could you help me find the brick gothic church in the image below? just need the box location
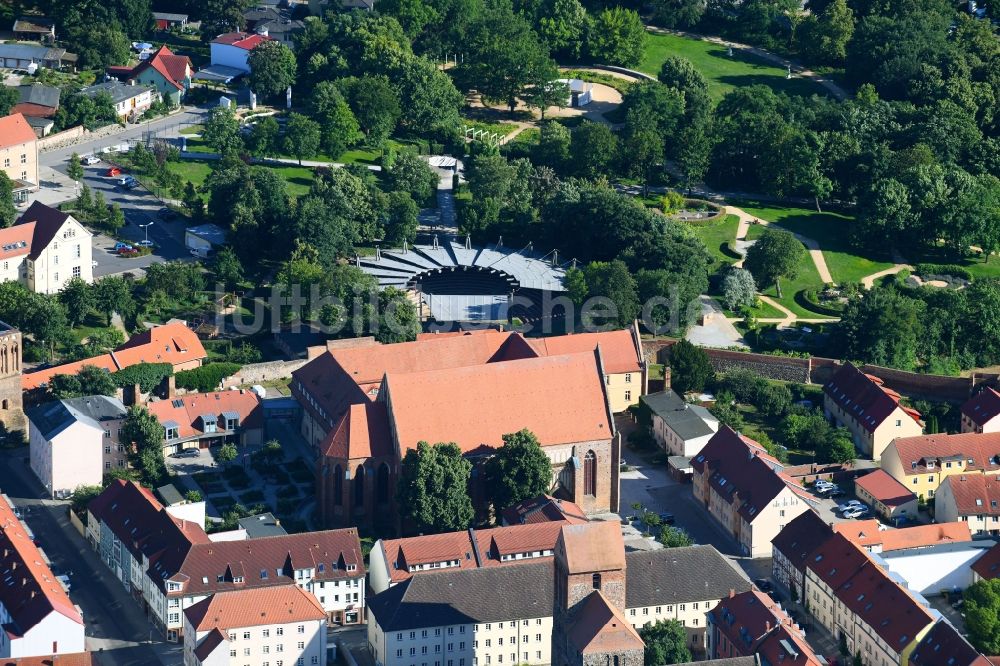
[293,330,642,530]
[552,522,644,666]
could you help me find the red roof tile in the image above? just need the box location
[0,113,37,149]
[321,402,392,460]
[23,323,207,390]
[0,495,83,634]
[890,432,1000,476]
[0,655,93,666]
[972,542,1000,580]
[145,390,262,441]
[558,522,624,574]
[211,32,272,50]
[855,469,916,507]
[692,427,796,522]
[909,619,991,666]
[566,591,643,654]
[384,352,612,455]
[834,519,972,551]
[771,511,835,575]
[527,328,642,375]
[130,45,191,91]
[962,387,1000,428]
[805,532,872,591]
[501,494,588,526]
[710,589,819,663]
[184,585,325,632]
[379,521,573,584]
[942,475,1000,516]
[0,222,33,260]
[837,557,934,652]
[824,362,922,433]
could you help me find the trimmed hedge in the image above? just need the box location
[175,362,242,392]
[914,263,973,281]
[798,289,846,317]
[112,362,173,392]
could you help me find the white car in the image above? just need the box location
[837,500,864,513]
[81,155,101,165]
[843,506,870,519]
[136,240,154,248]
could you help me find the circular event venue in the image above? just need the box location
[356,236,568,325]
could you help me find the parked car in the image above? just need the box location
[658,512,675,525]
[106,167,122,177]
[754,578,773,592]
[837,500,864,513]
[828,487,845,497]
[121,180,140,190]
[116,174,134,185]
[158,207,178,220]
[82,155,101,165]
[136,240,154,248]
[171,448,199,458]
[113,242,133,252]
[843,506,870,519]
[815,484,840,496]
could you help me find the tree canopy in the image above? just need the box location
[397,442,475,533]
[486,429,552,513]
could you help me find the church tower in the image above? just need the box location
[551,522,644,666]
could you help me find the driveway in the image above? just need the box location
[0,447,183,666]
[685,296,747,348]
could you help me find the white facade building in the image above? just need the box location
[0,494,86,659]
[27,395,127,498]
[183,586,328,666]
[210,32,272,73]
[0,202,93,295]
[641,391,719,458]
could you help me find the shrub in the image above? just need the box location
[914,263,973,281]
[112,362,173,392]
[175,362,242,392]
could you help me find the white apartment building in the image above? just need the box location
[27,395,127,497]
[183,586,327,666]
[367,546,750,666]
[0,201,93,295]
[0,494,86,659]
[641,390,719,458]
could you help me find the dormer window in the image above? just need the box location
[201,413,217,434]
[927,461,935,469]
[346,564,357,571]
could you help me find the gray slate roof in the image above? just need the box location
[624,546,751,607]
[26,395,127,440]
[0,44,66,62]
[369,562,553,630]
[80,80,155,105]
[369,545,751,631]
[239,512,289,538]
[641,391,718,441]
[17,83,59,109]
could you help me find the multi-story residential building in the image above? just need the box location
[23,322,207,391]
[935,474,1000,535]
[909,619,992,666]
[0,113,38,204]
[0,201,92,295]
[182,586,328,666]
[770,510,834,601]
[641,390,718,458]
[707,589,821,665]
[88,480,366,642]
[0,494,85,658]
[369,522,569,594]
[106,45,192,105]
[367,522,750,666]
[145,389,263,456]
[79,80,157,122]
[804,533,936,666]
[853,469,918,523]
[27,394,127,497]
[691,427,812,558]
[961,386,1000,434]
[823,363,923,460]
[880,432,1000,503]
[832,520,972,555]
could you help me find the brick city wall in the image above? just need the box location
[221,359,308,389]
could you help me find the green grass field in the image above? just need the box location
[638,33,829,103]
[688,214,740,271]
[167,160,314,197]
[737,202,894,285]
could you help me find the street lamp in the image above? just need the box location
[139,221,153,243]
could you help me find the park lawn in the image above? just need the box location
[904,244,1000,281]
[638,32,829,103]
[166,160,314,197]
[737,202,893,285]
[179,124,203,135]
[756,240,830,319]
[688,214,740,271]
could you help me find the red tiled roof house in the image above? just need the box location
[854,468,918,522]
[210,32,271,74]
[823,362,923,461]
[962,386,1000,434]
[935,474,1000,535]
[105,45,192,105]
[145,389,263,455]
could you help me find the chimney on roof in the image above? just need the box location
[729,588,735,598]
[765,621,771,632]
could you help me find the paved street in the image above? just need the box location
[33,108,210,278]
[0,447,182,665]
